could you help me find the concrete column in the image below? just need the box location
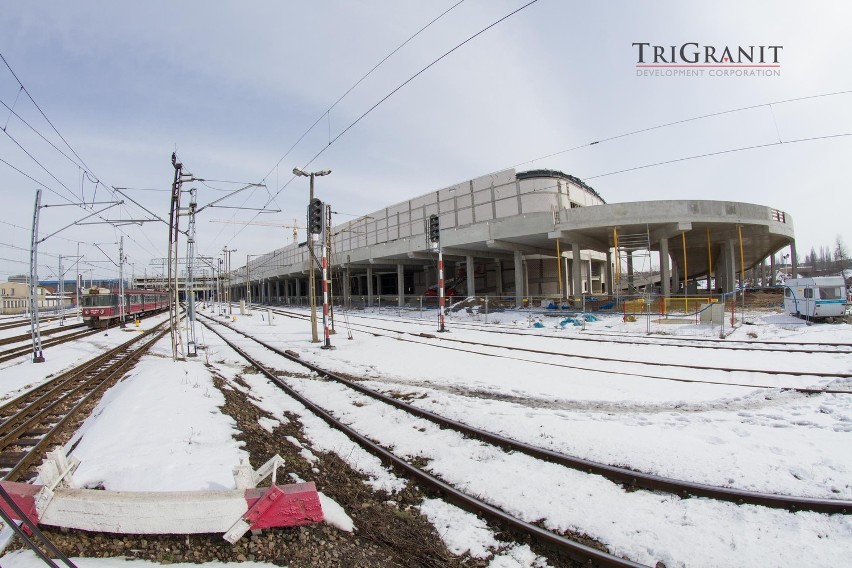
[466,255,475,297]
[626,253,634,294]
[495,260,503,296]
[660,238,670,298]
[572,243,582,299]
[344,263,351,307]
[605,250,613,295]
[397,263,404,307]
[367,266,374,307]
[564,257,571,297]
[769,255,776,285]
[759,261,765,288]
[514,250,524,308]
[671,261,679,294]
[588,258,593,293]
[790,241,798,278]
[727,240,737,292]
[295,278,301,302]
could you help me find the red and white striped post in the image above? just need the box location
[438,247,446,332]
[321,246,332,349]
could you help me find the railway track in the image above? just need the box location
[308,305,852,354]
[0,328,101,365]
[199,312,850,515]
[199,315,649,567]
[0,319,33,332]
[264,307,852,394]
[0,322,169,482]
[199,314,850,566]
[0,323,86,347]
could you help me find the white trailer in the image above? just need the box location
[783,277,847,319]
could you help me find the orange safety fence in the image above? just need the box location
[660,297,717,315]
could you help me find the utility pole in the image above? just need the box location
[321,203,333,349]
[75,242,81,320]
[29,189,44,363]
[30,195,119,361]
[218,258,224,314]
[326,205,335,334]
[58,255,65,324]
[293,167,331,343]
[308,182,318,343]
[185,188,197,357]
[167,152,185,360]
[223,246,237,315]
[118,236,126,327]
[246,254,252,308]
[429,214,445,332]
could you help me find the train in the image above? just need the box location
[80,287,169,328]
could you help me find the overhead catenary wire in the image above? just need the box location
[584,132,852,180]
[205,0,473,261]
[0,52,108,197]
[297,0,541,175]
[0,50,164,265]
[259,0,469,187]
[507,88,852,170]
[212,0,542,263]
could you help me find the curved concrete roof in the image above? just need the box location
[549,199,794,275]
[239,170,794,285]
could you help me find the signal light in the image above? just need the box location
[429,214,440,243]
[308,198,324,234]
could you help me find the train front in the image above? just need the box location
[80,287,116,328]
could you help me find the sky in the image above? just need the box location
[1,0,851,283]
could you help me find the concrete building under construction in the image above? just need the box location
[227,169,796,307]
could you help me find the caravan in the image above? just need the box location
[783,277,848,320]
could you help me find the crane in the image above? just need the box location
[210,219,304,243]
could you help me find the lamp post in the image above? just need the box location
[218,258,224,314]
[293,167,331,343]
[246,254,259,312]
[223,247,237,315]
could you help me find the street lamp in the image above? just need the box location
[246,254,260,311]
[293,167,331,343]
[223,247,237,315]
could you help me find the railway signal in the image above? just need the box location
[429,214,440,243]
[293,167,332,344]
[428,214,446,332]
[308,198,324,235]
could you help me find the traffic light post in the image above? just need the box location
[307,196,324,343]
[320,205,333,350]
[429,214,446,333]
[308,198,333,349]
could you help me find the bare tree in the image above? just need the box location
[834,235,848,262]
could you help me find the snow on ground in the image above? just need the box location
[0,314,170,402]
[66,336,247,492]
[231,307,852,500]
[0,304,850,567]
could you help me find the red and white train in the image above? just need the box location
[80,287,169,328]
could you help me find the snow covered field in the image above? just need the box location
[0,306,850,567]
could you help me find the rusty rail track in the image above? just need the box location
[0,323,169,481]
[0,323,86,348]
[199,315,646,568]
[201,312,851,516]
[293,305,852,354]
[265,307,852,394]
[0,329,99,364]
